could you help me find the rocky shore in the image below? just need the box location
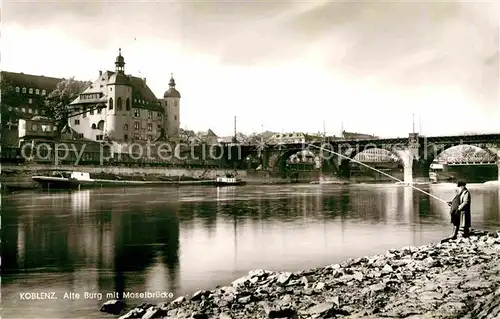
[100,229,500,319]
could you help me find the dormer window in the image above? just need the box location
[22,87,26,93]
[29,88,33,94]
[35,89,40,95]
[41,90,46,96]
[15,87,20,93]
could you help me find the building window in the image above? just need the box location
[147,123,152,131]
[174,100,177,107]
[90,107,94,115]
[22,108,26,113]
[31,123,38,131]
[117,97,122,110]
[134,109,139,117]
[53,126,57,131]
[96,135,104,141]
[97,106,102,114]
[29,88,33,94]
[41,89,46,96]
[91,123,97,129]
[34,109,38,114]
[97,120,105,130]
[109,98,114,110]
[28,108,33,114]
[157,112,162,118]
[157,124,162,129]
[126,98,130,110]
[74,119,80,125]
[22,87,26,93]
[124,124,128,130]
[174,115,177,121]
[166,101,168,107]
[28,98,33,104]
[147,111,152,119]
[82,106,87,118]
[124,134,128,140]
[35,89,40,95]
[147,135,152,140]
[15,87,20,93]
[133,133,140,139]
[134,122,140,130]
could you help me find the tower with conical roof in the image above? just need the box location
[106,48,132,141]
[161,73,181,139]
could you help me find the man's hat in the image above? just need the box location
[457,180,466,187]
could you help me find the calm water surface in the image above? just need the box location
[2,183,500,318]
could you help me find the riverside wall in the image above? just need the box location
[0,163,405,188]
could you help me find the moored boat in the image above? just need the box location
[214,174,246,186]
[32,170,213,190]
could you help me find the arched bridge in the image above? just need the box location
[228,133,500,183]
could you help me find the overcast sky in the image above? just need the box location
[3,0,499,137]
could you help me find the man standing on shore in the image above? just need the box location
[445,181,471,240]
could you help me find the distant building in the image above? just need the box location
[67,49,181,143]
[267,132,308,144]
[341,130,378,140]
[18,116,58,144]
[1,71,63,146]
[198,129,218,145]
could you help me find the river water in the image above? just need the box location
[2,183,500,318]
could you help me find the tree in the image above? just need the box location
[44,77,91,136]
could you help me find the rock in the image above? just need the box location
[381,264,393,274]
[172,296,186,304]
[110,229,500,319]
[353,271,363,281]
[191,290,210,301]
[118,308,144,319]
[100,299,126,315]
[305,302,335,316]
[219,312,233,319]
[277,272,293,285]
[260,301,297,318]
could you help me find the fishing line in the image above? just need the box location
[307,144,449,205]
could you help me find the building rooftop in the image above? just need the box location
[1,71,63,91]
[70,70,162,112]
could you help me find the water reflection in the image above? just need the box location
[2,184,500,319]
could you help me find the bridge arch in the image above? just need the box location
[274,147,341,173]
[338,146,406,178]
[424,144,498,165]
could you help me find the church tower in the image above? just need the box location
[161,73,181,139]
[105,48,132,141]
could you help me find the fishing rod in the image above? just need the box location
[308,144,449,205]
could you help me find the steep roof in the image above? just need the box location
[1,71,63,91]
[70,70,162,112]
[206,129,218,137]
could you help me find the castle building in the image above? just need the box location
[68,49,181,143]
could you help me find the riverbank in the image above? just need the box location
[0,165,339,190]
[101,229,500,319]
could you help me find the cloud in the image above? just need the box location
[2,0,498,135]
